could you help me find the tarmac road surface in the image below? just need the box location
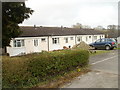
[62,50,119,88]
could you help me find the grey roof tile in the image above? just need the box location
[19,26,104,37]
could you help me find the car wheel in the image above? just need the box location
[105,46,110,50]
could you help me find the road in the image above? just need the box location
[62,50,119,88]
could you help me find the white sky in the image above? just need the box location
[19,0,119,28]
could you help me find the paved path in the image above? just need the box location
[62,50,118,88]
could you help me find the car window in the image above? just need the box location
[111,38,116,42]
[96,39,101,42]
[108,39,112,42]
[101,39,105,42]
[107,39,114,42]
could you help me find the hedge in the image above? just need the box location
[2,49,89,88]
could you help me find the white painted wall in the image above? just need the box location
[117,37,120,44]
[48,35,76,51]
[7,38,26,56]
[40,37,48,51]
[7,34,105,56]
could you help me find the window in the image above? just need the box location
[13,39,25,47]
[70,37,73,40]
[52,38,59,44]
[100,36,101,39]
[89,36,91,38]
[41,38,46,42]
[34,39,38,46]
[94,36,97,40]
[77,37,80,42]
[64,38,68,43]
[77,37,82,42]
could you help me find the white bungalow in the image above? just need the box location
[7,26,105,56]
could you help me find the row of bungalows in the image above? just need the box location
[7,26,105,56]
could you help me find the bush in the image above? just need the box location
[2,49,89,88]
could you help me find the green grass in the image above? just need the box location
[115,47,120,49]
[72,48,112,56]
[90,50,112,56]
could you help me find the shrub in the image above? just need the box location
[2,49,89,88]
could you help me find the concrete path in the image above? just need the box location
[62,50,118,88]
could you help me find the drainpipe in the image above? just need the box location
[48,36,49,51]
[75,35,77,45]
[92,35,94,43]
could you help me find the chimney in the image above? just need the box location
[34,25,36,28]
[61,25,63,30]
[34,25,37,30]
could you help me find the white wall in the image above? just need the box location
[49,35,76,51]
[7,37,48,56]
[7,34,105,56]
[7,47,26,56]
[7,39,26,56]
[39,37,48,51]
[117,37,120,44]
[92,34,105,42]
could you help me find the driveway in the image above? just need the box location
[62,50,118,88]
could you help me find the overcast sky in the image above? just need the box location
[19,0,119,28]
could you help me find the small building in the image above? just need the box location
[7,26,105,56]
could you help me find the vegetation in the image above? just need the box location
[90,50,112,56]
[72,23,82,29]
[3,49,89,88]
[2,2,33,48]
[72,23,91,29]
[35,66,90,88]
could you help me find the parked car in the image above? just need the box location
[89,38,117,50]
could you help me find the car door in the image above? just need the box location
[99,39,106,48]
[93,39,101,48]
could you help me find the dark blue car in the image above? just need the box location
[89,38,117,50]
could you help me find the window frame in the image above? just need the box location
[64,37,68,43]
[34,39,38,46]
[41,38,46,42]
[94,36,97,40]
[52,38,59,44]
[77,36,82,42]
[13,39,25,47]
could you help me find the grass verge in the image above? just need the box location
[90,50,112,56]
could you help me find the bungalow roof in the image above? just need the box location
[19,26,104,37]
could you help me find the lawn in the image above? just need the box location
[90,49,112,56]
